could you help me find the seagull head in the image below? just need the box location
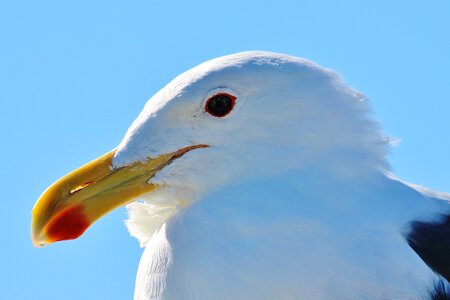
[31,51,388,247]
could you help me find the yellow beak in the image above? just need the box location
[31,144,207,247]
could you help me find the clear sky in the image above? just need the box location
[1,1,449,299]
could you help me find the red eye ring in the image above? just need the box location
[205,93,236,118]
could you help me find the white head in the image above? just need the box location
[31,51,389,247]
[115,51,387,199]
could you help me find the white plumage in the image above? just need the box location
[110,52,450,299]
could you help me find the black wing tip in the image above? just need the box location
[428,278,450,300]
[407,214,450,282]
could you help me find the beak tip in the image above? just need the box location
[31,226,50,248]
[32,241,48,248]
[31,205,90,246]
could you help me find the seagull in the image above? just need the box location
[31,51,450,299]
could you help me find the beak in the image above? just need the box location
[31,144,207,247]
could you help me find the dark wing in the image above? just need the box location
[407,214,450,282]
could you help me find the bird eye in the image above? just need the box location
[205,93,236,117]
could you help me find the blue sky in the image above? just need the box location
[1,1,449,299]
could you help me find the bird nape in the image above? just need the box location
[31,51,450,300]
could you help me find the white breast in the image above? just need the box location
[134,224,173,300]
[134,173,440,300]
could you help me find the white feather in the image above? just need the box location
[110,51,449,299]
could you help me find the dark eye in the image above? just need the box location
[205,93,236,117]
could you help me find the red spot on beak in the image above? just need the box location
[46,206,90,242]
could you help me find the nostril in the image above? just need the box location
[70,181,93,194]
